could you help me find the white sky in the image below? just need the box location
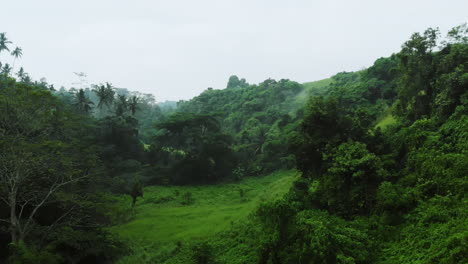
[1,0,467,100]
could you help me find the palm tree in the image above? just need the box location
[0,33,12,61]
[10,47,22,71]
[74,89,94,114]
[92,82,115,109]
[92,84,106,109]
[1,63,12,76]
[115,94,128,116]
[128,96,139,115]
[16,67,26,81]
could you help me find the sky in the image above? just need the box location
[1,0,467,101]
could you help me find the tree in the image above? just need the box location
[115,94,128,116]
[129,175,143,208]
[1,63,12,76]
[0,32,12,60]
[151,113,236,184]
[93,82,115,109]
[128,95,139,115]
[445,23,468,44]
[315,141,385,217]
[10,46,22,71]
[291,96,366,177]
[16,67,27,82]
[0,85,92,244]
[226,75,249,89]
[73,88,94,114]
[395,28,440,121]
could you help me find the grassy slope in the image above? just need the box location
[302,78,333,91]
[113,170,298,262]
[295,78,333,106]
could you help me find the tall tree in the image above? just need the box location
[1,63,12,76]
[73,88,94,114]
[128,95,139,115]
[93,82,115,109]
[0,85,92,244]
[395,28,440,121]
[16,67,26,81]
[115,94,128,116]
[10,46,22,71]
[0,32,12,61]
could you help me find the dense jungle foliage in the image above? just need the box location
[0,24,466,263]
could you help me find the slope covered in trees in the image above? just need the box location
[173,24,466,264]
[0,23,467,263]
[135,24,467,264]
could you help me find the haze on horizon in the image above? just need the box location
[1,0,467,101]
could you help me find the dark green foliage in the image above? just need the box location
[180,25,465,264]
[292,96,367,176]
[285,210,372,264]
[190,241,215,264]
[0,79,128,263]
[265,24,468,264]
[177,78,305,175]
[380,195,467,264]
[226,75,249,89]
[149,112,236,184]
[130,175,144,207]
[73,89,94,114]
[8,242,62,264]
[312,141,386,217]
[394,26,468,123]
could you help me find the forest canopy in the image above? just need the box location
[0,23,467,263]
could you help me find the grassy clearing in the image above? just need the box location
[295,78,333,106]
[302,78,333,91]
[112,170,298,262]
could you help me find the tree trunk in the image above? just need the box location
[12,58,16,73]
[9,191,20,244]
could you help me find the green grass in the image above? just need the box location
[375,114,397,130]
[112,170,298,262]
[295,78,333,106]
[302,78,333,91]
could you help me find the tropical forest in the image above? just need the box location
[0,11,467,264]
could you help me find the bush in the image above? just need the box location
[8,243,62,264]
[190,241,214,264]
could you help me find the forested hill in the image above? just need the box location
[171,56,397,178]
[162,25,467,263]
[0,24,467,263]
[175,77,307,176]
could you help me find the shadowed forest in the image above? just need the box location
[0,24,467,263]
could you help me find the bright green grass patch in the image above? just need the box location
[302,78,333,91]
[375,114,397,130]
[113,170,298,262]
[295,78,333,106]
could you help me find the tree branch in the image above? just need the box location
[22,174,89,235]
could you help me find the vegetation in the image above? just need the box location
[0,23,466,263]
[114,170,297,263]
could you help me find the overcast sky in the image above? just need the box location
[1,0,467,101]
